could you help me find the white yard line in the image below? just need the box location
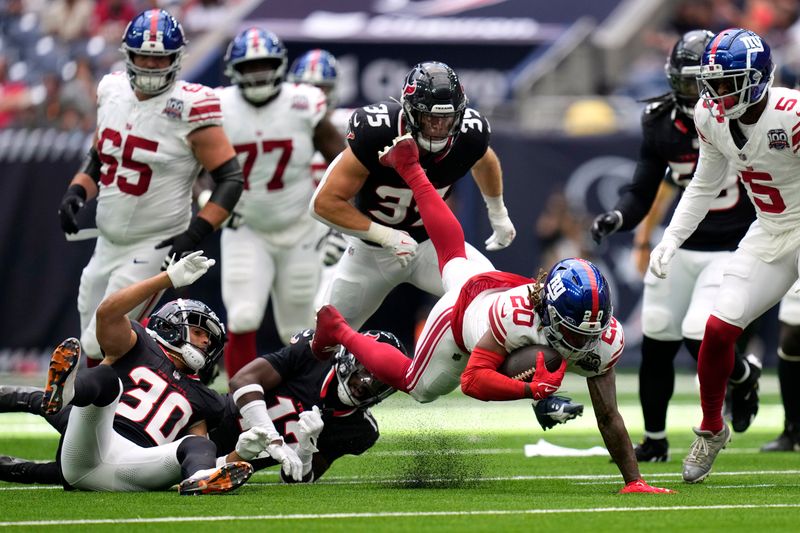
[2,504,800,527]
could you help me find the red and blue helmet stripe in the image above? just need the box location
[288,49,338,87]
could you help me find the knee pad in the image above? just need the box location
[227,304,265,333]
[642,307,678,340]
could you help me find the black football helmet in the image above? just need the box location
[147,299,226,373]
[666,29,715,116]
[400,61,467,153]
[334,330,408,408]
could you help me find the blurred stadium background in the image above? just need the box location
[0,0,794,376]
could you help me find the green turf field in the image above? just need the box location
[2,372,800,531]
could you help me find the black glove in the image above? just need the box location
[533,395,584,431]
[590,210,623,244]
[156,217,214,269]
[58,184,87,234]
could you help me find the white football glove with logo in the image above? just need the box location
[235,426,271,461]
[485,208,516,251]
[166,250,215,288]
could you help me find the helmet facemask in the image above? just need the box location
[123,49,183,96]
[543,304,606,361]
[667,66,701,116]
[148,300,226,373]
[699,64,773,120]
[227,57,286,104]
[334,349,395,408]
[405,105,464,153]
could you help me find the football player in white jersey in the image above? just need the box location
[649,28,800,482]
[311,133,673,494]
[56,9,244,362]
[286,49,352,308]
[213,29,345,377]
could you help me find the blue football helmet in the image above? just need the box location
[148,299,226,373]
[224,27,287,103]
[334,330,408,408]
[288,49,339,105]
[120,9,186,96]
[698,28,774,120]
[540,258,612,360]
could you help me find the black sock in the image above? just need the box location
[779,357,800,424]
[639,336,682,434]
[71,365,120,407]
[177,436,217,479]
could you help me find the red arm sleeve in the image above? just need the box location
[460,346,528,401]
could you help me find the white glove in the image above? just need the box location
[648,237,679,279]
[297,406,325,453]
[382,229,418,268]
[234,426,270,461]
[166,250,215,288]
[267,437,304,482]
[323,230,348,266]
[485,208,516,251]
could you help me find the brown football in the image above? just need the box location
[497,344,563,382]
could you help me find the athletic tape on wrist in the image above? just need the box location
[232,383,264,404]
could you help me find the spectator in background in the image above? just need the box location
[0,54,32,128]
[183,0,225,35]
[42,0,95,43]
[92,0,136,42]
[59,57,97,131]
[535,189,591,270]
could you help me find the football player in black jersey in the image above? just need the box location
[16,252,266,493]
[589,30,761,462]
[224,328,407,482]
[1,328,401,485]
[310,61,516,330]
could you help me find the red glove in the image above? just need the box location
[530,351,567,400]
[378,133,421,175]
[619,479,676,494]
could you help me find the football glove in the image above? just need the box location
[323,229,348,266]
[58,185,86,234]
[297,405,324,453]
[649,236,679,279]
[532,395,584,431]
[619,478,676,494]
[166,250,215,288]
[235,426,270,461]
[156,217,214,270]
[266,437,304,482]
[485,208,516,251]
[530,351,567,400]
[590,210,623,244]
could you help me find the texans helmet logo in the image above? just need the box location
[403,81,417,96]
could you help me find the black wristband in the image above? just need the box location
[208,157,244,212]
[65,184,87,202]
[186,216,214,242]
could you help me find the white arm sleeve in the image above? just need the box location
[662,137,729,246]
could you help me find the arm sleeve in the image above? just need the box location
[615,133,668,231]
[460,346,528,401]
[662,125,728,246]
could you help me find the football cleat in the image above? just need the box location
[178,461,253,495]
[532,395,584,431]
[760,422,800,452]
[635,437,669,463]
[0,385,44,414]
[730,354,761,433]
[312,305,349,360]
[41,338,81,415]
[682,424,731,483]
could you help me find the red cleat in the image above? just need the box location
[312,305,351,360]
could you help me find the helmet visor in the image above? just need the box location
[419,112,457,141]
[347,369,391,404]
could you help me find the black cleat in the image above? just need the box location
[761,422,800,452]
[0,386,44,414]
[635,437,669,463]
[730,354,761,433]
